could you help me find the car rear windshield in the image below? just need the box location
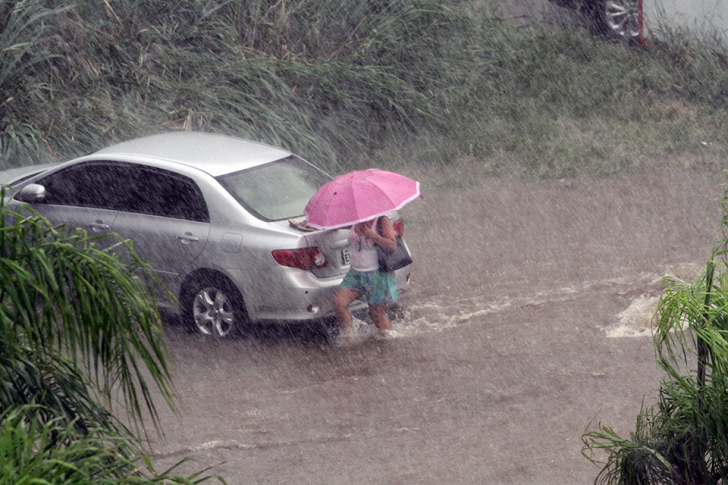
[217,156,331,221]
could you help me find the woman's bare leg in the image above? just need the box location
[334,288,361,334]
[369,303,391,336]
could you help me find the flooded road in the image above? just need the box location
[150,167,725,484]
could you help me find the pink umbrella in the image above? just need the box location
[304,169,420,230]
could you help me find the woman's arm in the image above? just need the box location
[364,217,397,252]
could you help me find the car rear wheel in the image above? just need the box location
[182,275,247,337]
[588,0,640,41]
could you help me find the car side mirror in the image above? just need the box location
[16,183,46,203]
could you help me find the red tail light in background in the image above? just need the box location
[393,218,405,236]
[272,247,328,270]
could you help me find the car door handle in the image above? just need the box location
[177,233,200,244]
[88,221,110,232]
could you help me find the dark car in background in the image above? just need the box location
[548,0,640,40]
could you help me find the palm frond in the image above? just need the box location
[0,188,175,440]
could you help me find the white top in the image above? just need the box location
[347,221,380,272]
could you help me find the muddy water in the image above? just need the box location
[150,167,725,484]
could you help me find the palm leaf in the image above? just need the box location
[0,188,175,440]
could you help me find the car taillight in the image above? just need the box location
[393,218,405,236]
[272,247,328,270]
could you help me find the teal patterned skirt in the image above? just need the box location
[340,268,397,306]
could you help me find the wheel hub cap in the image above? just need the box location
[605,0,640,38]
[193,287,234,337]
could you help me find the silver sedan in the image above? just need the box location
[1,132,412,337]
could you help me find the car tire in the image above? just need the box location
[319,316,341,341]
[586,0,640,41]
[181,274,247,338]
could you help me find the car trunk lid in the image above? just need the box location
[303,227,351,278]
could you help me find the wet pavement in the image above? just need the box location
[150,167,726,484]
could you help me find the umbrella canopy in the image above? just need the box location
[304,169,420,230]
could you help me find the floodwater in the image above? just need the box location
[149,167,725,484]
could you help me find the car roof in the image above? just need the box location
[92,132,294,177]
[0,163,60,185]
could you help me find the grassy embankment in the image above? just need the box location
[1,0,727,178]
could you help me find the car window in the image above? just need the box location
[125,167,209,222]
[37,162,209,223]
[217,156,331,221]
[38,163,130,209]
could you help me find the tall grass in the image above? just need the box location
[1,0,727,177]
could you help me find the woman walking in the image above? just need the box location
[333,216,397,343]
[302,168,420,343]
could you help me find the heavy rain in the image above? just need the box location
[2,0,728,484]
[145,167,723,484]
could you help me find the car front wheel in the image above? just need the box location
[589,0,640,40]
[182,275,247,337]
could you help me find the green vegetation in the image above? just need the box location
[1,0,727,177]
[0,191,172,436]
[3,2,728,481]
[0,194,223,483]
[582,176,728,484]
[0,406,216,484]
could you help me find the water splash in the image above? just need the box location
[388,263,701,339]
[608,294,660,338]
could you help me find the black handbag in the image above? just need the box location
[375,217,412,273]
